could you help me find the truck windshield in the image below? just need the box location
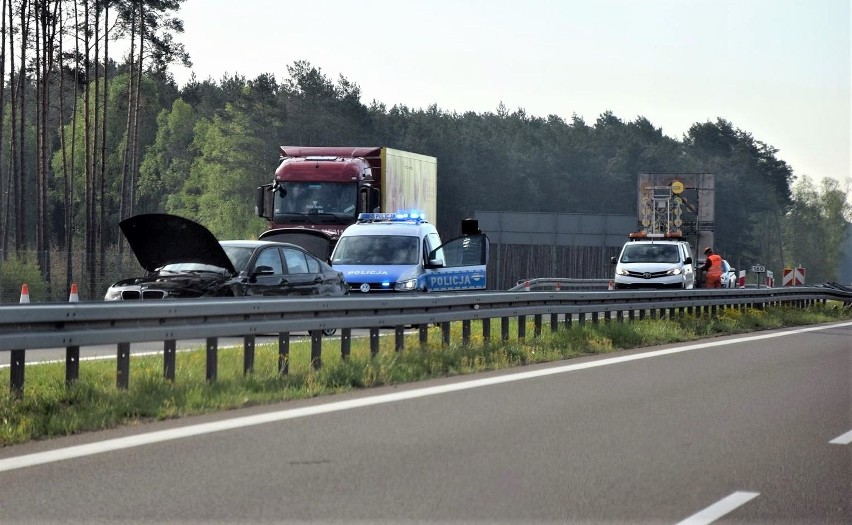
[332,236,420,265]
[274,182,357,219]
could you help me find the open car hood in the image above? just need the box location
[119,213,236,274]
[258,227,336,260]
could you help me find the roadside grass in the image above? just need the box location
[1,303,849,446]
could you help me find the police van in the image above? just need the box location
[330,212,488,293]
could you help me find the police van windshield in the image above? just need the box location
[620,243,680,263]
[332,235,420,265]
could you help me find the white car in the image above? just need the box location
[721,259,738,288]
[610,238,696,290]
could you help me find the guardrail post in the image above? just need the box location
[243,335,255,375]
[518,315,526,340]
[310,330,322,369]
[66,345,79,386]
[395,326,406,352]
[163,340,176,382]
[117,342,130,389]
[341,328,352,360]
[604,311,611,324]
[278,332,289,375]
[10,349,24,398]
[579,312,586,325]
[629,309,635,321]
[419,325,428,345]
[533,315,541,338]
[370,328,380,357]
[565,312,572,328]
[205,338,217,383]
[462,320,471,346]
[482,318,491,342]
[501,317,509,342]
[592,312,599,324]
[441,322,451,346]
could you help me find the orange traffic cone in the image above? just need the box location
[68,283,79,302]
[19,283,30,303]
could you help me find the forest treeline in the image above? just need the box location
[0,0,849,301]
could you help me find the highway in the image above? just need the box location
[0,323,849,524]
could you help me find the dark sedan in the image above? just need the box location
[104,214,347,300]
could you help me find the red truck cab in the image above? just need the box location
[255,147,383,240]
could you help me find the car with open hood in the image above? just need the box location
[104,213,347,300]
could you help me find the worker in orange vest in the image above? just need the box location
[702,247,723,288]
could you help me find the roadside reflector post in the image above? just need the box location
[205,337,217,383]
[11,284,29,397]
[370,328,380,357]
[310,330,322,369]
[163,340,176,382]
[117,342,131,389]
[243,335,255,375]
[341,328,352,360]
[395,326,406,352]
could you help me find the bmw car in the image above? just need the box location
[104,213,348,300]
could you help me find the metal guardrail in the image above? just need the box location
[1,286,850,395]
[509,278,612,291]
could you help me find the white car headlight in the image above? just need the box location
[666,268,683,276]
[104,287,122,301]
[616,268,630,276]
[394,278,418,291]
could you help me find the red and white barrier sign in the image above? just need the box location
[782,266,806,286]
[737,270,746,288]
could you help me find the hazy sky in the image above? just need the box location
[170,0,850,190]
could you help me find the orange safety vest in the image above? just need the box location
[706,253,722,278]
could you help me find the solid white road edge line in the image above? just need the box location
[675,491,760,525]
[829,430,852,445]
[1,321,850,473]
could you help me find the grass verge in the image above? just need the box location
[2,303,850,446]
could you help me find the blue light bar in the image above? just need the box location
[357,210,427,223]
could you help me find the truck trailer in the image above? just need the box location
[255,146,438,244]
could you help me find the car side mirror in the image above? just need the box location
[426,257,445,269]
[684,256,693,265]
[610,256,617,264]
[252,265,275,276]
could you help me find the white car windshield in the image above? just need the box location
[620,244,680,263]
[332,235,420,265]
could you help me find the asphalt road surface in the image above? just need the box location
[1,322,849,524]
